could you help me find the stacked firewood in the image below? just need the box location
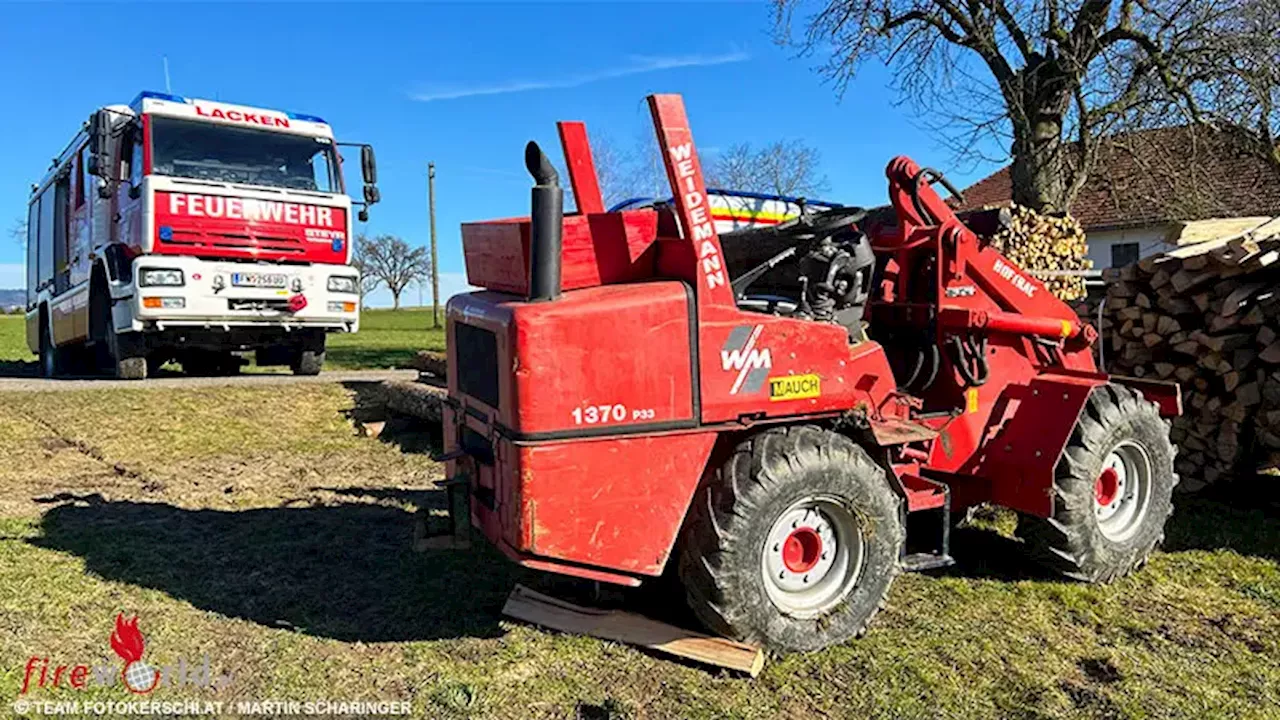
[989,204,1093,302]
[1098,221,1280,491]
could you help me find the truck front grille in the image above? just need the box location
[454,323,500,409]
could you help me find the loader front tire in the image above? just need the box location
[678,425,904,652]
[1020,384,1177,583]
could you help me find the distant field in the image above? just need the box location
[0,308,445,374]
[325,307,446,370]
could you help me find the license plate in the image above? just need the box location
[232,272,288,288]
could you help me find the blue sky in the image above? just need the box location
[0,1,1004,307]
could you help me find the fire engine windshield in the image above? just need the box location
[150,117,341,193]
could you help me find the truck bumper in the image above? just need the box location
[128,256,360,333]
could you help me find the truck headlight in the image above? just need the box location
[327,276,358,294]
[139,268,184,287]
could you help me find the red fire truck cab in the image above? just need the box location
[24,91,379,379]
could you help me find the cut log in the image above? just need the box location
[1156,316,1181,335]
[1258,326,1278,347]
[1224,370,1241,393]
[1222,283,1265,317]
[1261,341,1280,365]
[382,380,446,422]
[1238,382,1262,407]
[501,584,766,677]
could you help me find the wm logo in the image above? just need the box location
[721,325,771,395]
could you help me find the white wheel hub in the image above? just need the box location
[1093,439,1153,542]
[761,496,864,618]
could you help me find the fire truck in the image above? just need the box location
[24,91,379,379]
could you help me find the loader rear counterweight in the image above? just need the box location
[440,93,1182,652]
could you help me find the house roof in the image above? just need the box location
[958,126,1280,229]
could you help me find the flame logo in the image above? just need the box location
[110,614,145,662]
[109,614,158,694]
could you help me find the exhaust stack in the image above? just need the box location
[525,141,563,302]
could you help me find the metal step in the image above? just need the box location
[901,552,956,572]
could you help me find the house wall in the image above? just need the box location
[1084,224,1177,269]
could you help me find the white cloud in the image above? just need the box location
[0,264,23,289]
[410,51,750,102]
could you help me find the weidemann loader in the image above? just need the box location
[437,95,1180,651]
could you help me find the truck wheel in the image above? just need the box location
[39,318,61,378]
[182,351,239,377]
[291,350,325,376]
[1019,384,1177,583]
[107,331,147,380]
[678,425,904,652]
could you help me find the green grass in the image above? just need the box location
[325,307,446,370]
[0,309,445,373]
[0,314,31,364]
[1,385,1277,718]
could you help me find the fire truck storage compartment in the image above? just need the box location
[460,209,659,295]
[447,281,695,437]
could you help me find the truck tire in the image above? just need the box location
[1019,384,1177,583]
[107,330,147,380]
[39,316,62,378]
[182,351,239,377]
[677,425,904,652]
[291,350,325,376]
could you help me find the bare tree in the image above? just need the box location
[590,129,827,205]
[774,0,1242,212]
[707,140,829,197]
[9,217,25,248]
[589,134,636,209]
[358,235,431,310]
[350,234,384,303]
[1183,0,1280,173]
[587,131,669,209]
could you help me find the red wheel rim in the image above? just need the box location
[1095,467,1120,507]
[781,527,823,573]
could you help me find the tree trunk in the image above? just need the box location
[1005,58,1072,213]
[1010,122,1067,212]
[392,292,401,310]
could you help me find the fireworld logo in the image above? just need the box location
[20,614,233,695]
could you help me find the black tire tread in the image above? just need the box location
[292,350,325,376]
[678,425,904,651]
[1020,384,1177,583]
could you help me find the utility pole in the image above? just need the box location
[428,162,440,328]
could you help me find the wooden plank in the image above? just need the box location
[502,584,766,677]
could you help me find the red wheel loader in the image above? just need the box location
[439,95,1181,652]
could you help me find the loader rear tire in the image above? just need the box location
[677,425,904,652]
[1019,384,1177,583]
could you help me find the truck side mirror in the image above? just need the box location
[363,185,381,205]
[360,145,377,185]
[87,110,113,178]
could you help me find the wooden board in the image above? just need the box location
[502,584,766,677]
